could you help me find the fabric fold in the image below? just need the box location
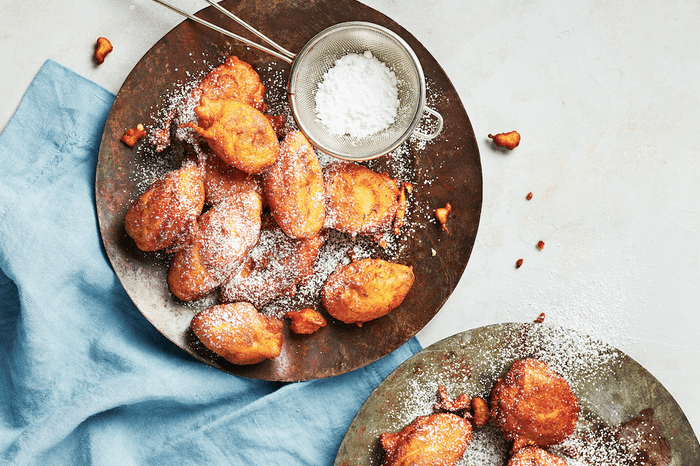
[0,59,421,466]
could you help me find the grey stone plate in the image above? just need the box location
[335,323,699,465]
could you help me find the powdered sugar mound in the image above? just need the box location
[315,51,399,138]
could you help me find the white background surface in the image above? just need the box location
[2,0,699,446]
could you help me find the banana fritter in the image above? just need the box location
[219,215,326,308]
[195,55,267,113]
[167,191,262,301]
[124,161,205,252]
[191,302,283,365]
[321,258,414,326]
[379,413,473,466]
[323,161,408,243]
[262,131,325,239]
[490,359,579,453]
[202,152,265,207]
[187,97,279,175]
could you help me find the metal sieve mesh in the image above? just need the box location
[288,22,428,161]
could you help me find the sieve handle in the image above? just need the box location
[150,0,295,64]
[411,107,443,140]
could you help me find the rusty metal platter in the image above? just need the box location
[95,0,482,381]
[335,323,700,465]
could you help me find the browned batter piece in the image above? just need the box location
[167,191,263,301]
[323,161,408,243]
[262,130,325,239]
[202,152,265,207]
[507,446,568,466]
[195,55,268,113]
[490,359,579,453]
[167,235,219,302]
[219,215,326,309]
[191,302,283,365]
[284,308,327,335]
[154,55,268,152]
[379,413,473,466]
[321,258,414,327]
[124,161,205,252]
[187,97,279,175]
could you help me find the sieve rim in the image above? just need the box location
[288,21,427,161]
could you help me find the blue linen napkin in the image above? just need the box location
[0,59,422,466]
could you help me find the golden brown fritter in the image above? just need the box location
[262,131,325,239]
[321,258,414,326]
[284,308,327,335]
[379,413,473,466]
[191,302,283,365]
[167,235,219,302]
[202,152,265,207]
[323,161,407,242]
[490,359,579,453]
[124,162,205,252]
[187,97,279,175]
[195,55,267,113]
[219,215,326,309]
[507,446,568,466]
[167,191,263,301]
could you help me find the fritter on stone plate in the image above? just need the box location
[490,359,579,453]
[191,302,283,365]
[219,214,326,309]
[379,413,473,466]
[262,130,325,239]
[187,97,279,175]
[124,161,204,252]
[167,191,262,301]
[321,258,414,326]
[323,161,408,243]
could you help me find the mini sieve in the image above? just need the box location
[152,0,444,161]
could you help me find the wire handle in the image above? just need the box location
[411,107,443,140]
[150,0,295,64]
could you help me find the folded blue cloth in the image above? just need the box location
[0,59,421,465]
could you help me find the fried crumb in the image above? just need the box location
[121,124,146,148]
[435,202,452,233]
[488,130,520,150]
[94,37,113,65]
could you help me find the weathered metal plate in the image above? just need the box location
[95,0,482,381]
[335,323,700,465]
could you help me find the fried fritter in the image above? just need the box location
[167,234,219,302]
[262,131,325,239]
[490,359,579,453]
[196,55,266,112]
[321,258,414,326]
[124,162,205,252]
[187,97,279,175]
[203,152,265,207]
[219,215,326,308]
[167,191,263,301]
[379,413,473,466]
[507,446,568,466]
[284,308,327,335]
[191,302,283,365]
[323,161,408,242]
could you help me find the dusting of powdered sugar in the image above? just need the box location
[124,49,450,320]
[354,324,646,466]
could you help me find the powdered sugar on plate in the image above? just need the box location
[336,323,688,466]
